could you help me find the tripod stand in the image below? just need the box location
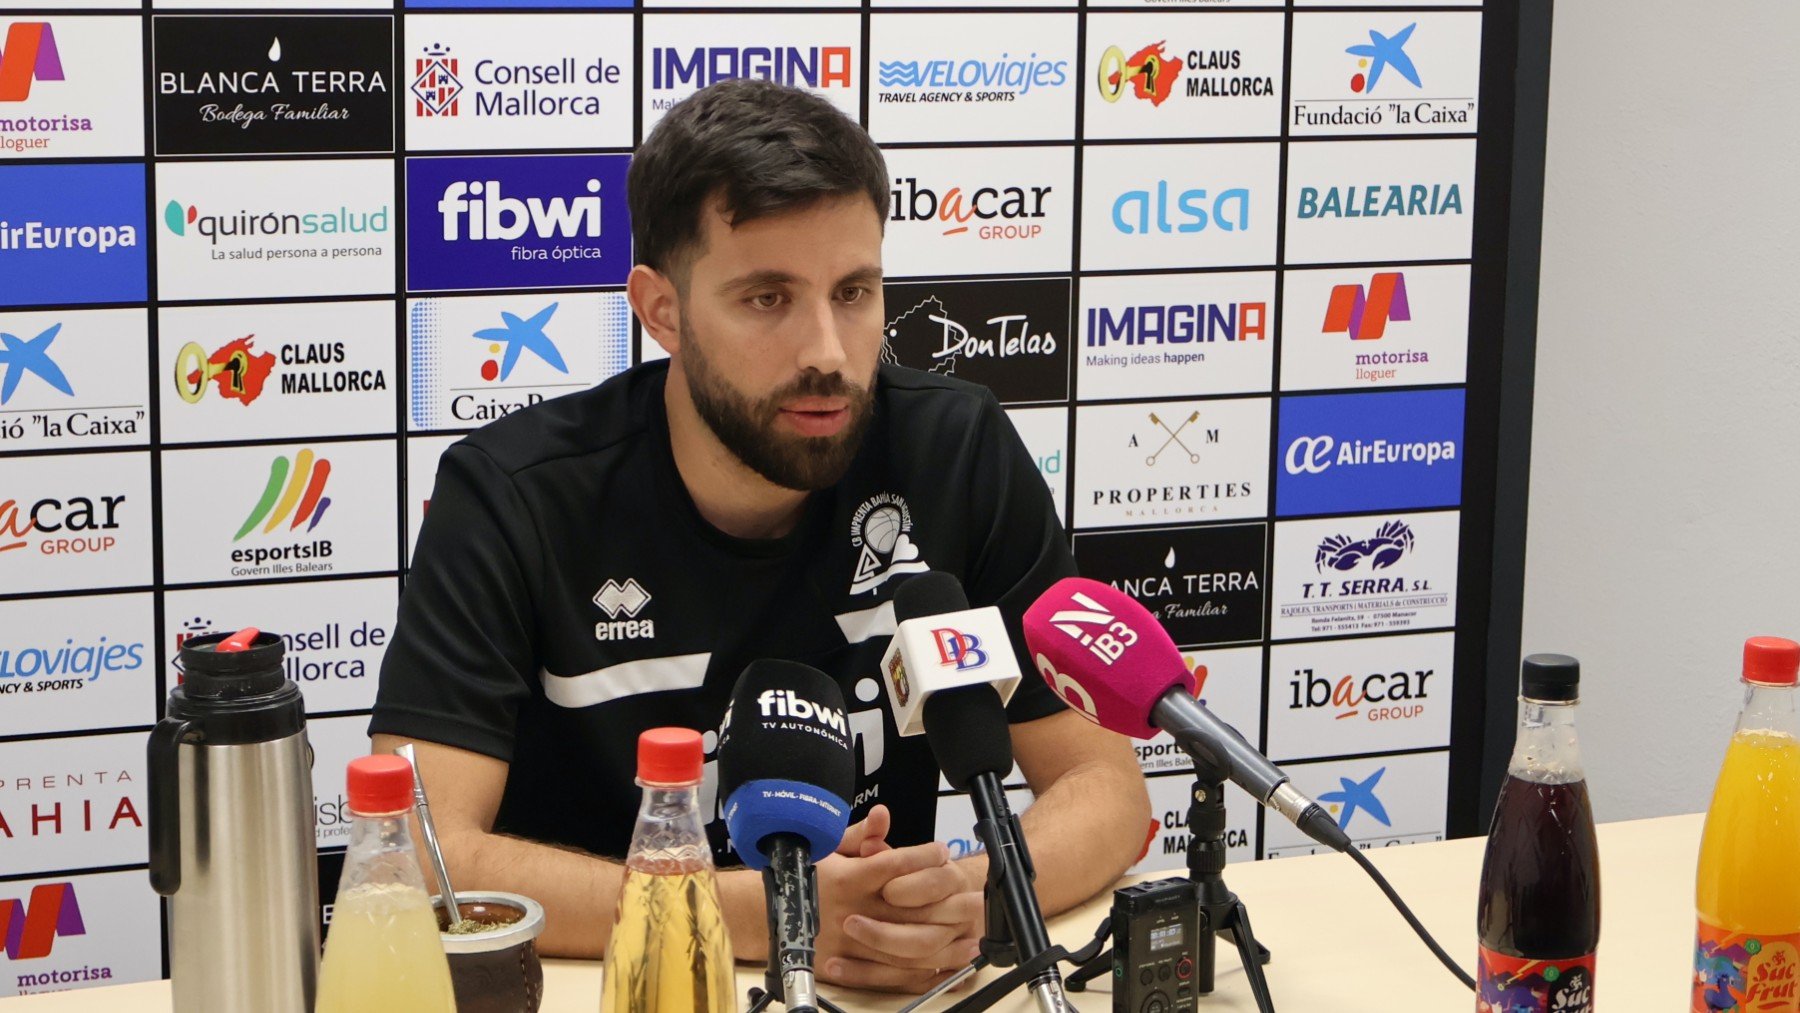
[1065,765,1276,1012]
[898,796,1111,1013]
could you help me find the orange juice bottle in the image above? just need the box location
[1695,636,1800,1013]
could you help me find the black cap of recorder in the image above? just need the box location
[894,573,1014,792]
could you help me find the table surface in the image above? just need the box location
[4,812,1702,1011]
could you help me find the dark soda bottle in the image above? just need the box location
[1476,653,1600,1013]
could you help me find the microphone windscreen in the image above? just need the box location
[718,659,855,870]
[1023,576,1196,740]
[893,570,970,623]
[922,686,1014,791]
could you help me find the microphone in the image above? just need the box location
[877,574,1022,736]
[887,572,1073,1013]
[1023,576,1352,854]
[719,659,856,1013]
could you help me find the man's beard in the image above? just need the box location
[681,320,876,492]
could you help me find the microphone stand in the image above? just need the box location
[1064,765,1276,1012]
[745,838,849,1013]
[897,773,1105,1013]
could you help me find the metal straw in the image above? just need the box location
[395,743,461,922]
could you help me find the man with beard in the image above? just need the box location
[370,78,1150,995]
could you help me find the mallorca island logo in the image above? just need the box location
[1096,42,1179,106]
[878,278,1068,405]
[1346,23,1420,95]
[172,336,274,405]
[164,316,390,433]
[0,22,63,103]
[1093,33,1274,116]
[849,493,929,596]
[882,297,956,378]
[881,295,1055,380]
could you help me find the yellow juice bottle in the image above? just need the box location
[604,866,734,1011]
[602,728,736,1013]
[316,755,457,1013]
[1694,637,1800,1013]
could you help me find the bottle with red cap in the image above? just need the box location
[1694,637,1800,1013]
[602,727,736,1012]
[315,755,457,1013]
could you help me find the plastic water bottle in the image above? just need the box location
[1694,637,1800,1013]
[601,728,736,1012]
[316,755,457,1013]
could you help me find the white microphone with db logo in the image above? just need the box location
[877,592,1021,737]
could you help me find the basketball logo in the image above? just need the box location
[862,505,903,554]
[849,492,930,595]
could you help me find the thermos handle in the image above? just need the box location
[148,718,195,897]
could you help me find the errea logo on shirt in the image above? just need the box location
[593,578,653,641]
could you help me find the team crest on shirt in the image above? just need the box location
[849,493,930,595]
[593,578,655,641]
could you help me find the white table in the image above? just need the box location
[4,813,1703,1010]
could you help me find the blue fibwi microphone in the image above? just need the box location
[720,659,856,1013]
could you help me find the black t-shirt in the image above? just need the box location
[370,360,1075,865]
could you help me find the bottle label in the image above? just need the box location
[1477,947,1595,1012]
[1694,921,1800,1012]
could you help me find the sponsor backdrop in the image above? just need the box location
[0,0,1531,994]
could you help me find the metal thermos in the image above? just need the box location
[148,628,320,1012]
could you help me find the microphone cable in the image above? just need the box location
[1341,845,1476,991]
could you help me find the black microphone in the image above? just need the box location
[719,659,856,1013]
[892,572,1073,1012]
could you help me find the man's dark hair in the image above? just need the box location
[628,78,890,282]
